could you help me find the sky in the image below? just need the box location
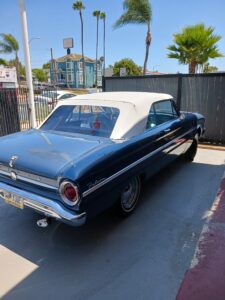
[0,0,225,74]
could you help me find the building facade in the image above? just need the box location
[50,54,102,88]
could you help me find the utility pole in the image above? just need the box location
[50,48,57,85]
[18,0,36,128]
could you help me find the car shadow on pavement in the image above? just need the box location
[1,155,225,300]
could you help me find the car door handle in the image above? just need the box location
[164,129,171,133]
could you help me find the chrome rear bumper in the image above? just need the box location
[0,182,86,227]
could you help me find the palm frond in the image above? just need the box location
[167,23,223,67]
[114,0,152,29]
[0,42,12,53]
[93,10,101,17]
[72,1,85,11]
[100,12,106,19]
[0,34,19,52]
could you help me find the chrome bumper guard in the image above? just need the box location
[0,182,86,226]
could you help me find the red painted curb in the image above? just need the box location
[211,179,225,224]
[176,175,225,300]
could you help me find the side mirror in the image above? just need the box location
[180,113,185,121]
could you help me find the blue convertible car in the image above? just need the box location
[0,92,205,227]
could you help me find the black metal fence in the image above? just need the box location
[0,87,58,136]
[0,89,20,136]
[103,73,225,144]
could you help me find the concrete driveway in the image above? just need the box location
[0,148,225,300]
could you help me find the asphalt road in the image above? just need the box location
[0,148,225,300]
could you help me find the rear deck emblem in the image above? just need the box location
[9,156,18,168]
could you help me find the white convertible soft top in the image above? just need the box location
[53,92,173,139]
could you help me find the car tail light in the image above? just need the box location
[59,181,80,206]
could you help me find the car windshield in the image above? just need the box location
[40,105,120,138]
[41,92,59,98]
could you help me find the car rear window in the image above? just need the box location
[40,105,120,138]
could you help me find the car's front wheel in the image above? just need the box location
[116,176,141,215]
[184,134,199,161]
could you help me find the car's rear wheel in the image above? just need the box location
[116,176,141,215]
[184,134,199,161]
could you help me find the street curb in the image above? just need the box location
[176,171,225,300]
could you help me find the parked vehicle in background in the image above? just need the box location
[34,90,77,104]
[0,92,205,227]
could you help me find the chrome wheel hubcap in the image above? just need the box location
[121,178,139,212]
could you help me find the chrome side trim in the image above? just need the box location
[82,128,194,198]
[0,170,9,177]
[0,182,86,227]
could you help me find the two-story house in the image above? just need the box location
[50,54,102,88]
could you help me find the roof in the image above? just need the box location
[55,54,95,63]
[73,92,172,107]
[145,71,165,75]
[50,92,173,140]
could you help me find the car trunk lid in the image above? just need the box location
[0,129,103,179]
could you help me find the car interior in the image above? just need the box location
[146,100,179,129]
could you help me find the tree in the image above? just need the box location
[114,0,152,75]
[8,59,26,79]
[42,62,50,69]
[0,58,7,66]
[100,12,106,77]
[113,58,142,76]
[167,24,223,74]
[73,1,86,88]
[32,68,47,82]
[93,10,101,86]
[0,34,20,82]
[203,62,218,73]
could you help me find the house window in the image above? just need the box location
[67,72,74,83]
[78,62,84,69]
[66,61,73,70]
[78,72,83,84]
[60,73,65,80]
[68,74,72,82]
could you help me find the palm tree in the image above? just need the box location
[114,0,152,75]
[93,10,101,86]
[167,24,223,74]
[72,1,86,88]
[0,34,20,82]
[100,12,106,77]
